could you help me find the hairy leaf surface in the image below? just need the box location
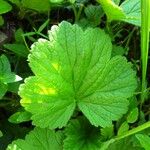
[7,127,64,150]
[19,21,137,128]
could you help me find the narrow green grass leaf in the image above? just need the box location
[4,44,29,57]
[140,0,150,104]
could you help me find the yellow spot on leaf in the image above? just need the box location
[39,86,56,95]
[52,62,60,71]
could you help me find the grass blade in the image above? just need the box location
[140,0,150,105]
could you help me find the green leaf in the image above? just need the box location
[7,127,64,150]
[0,81,7,99]
[22,0,50,12]
[0,16,4,26]
[0,130,2,137]
[127,107,139,123]
[117,121,129,136]
[8,82,20,93]
[0,119,29,149]
[38,19,49,33]
[98,0,141,26]
[50,0,64,3]
[0,55,22,99]
[113,0,120,5]
[97,0,126,21]
[4,44,29,57]
[108,136,141,150]
[8,111,31,124]
[0,55,22,83]
[69,0,75,4]
[112,45,126,57]
[84,5,103,27]
[120,0,141,26]
[78,56,137,127]
[101,125,114,140]
[136,134,150,150]
[20,76,76,129]
[0,0,12,14]
[15,28,24,43]
[78,5,103,28]
[8,0,21,7]
[64,117,101,150]
[19,21,137,129]
[0,31,7,44]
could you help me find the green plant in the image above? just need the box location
[0,55,21,99]
[1,0,150,149]
[97,0,141,26]
[6,21,138,149]
[0,0,12,26]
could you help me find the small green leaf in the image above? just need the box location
[98,0,141,26]
[108,136,140,150]
[0,130,2,137]
[117,121,129,136]
[0,0,12,14]
[4,44,29,57]
[84,5,103,27]
[8,0,21,7]
[19,21,137,129]
[15,28,24,43]
[97,0,126,21]
[0,16,4,26]
[0,31,7,44]
[8,82,20,93]
[0,55,22,99]
[127,108,139,123]
[50,0,64,3]
[64,117,101,150]
[113,0,120,5]
[0,55,21,83]
[101,125,114,140]
[8,111,31,124]
[0,81,7,99]
[68,0,75,4]
[100,139,115,150]
[112,45,126,57]
[7,127,64,150]
[22,0,50,12]
[0,54,22,99]
[38,19,49,33]
[78,5,103,28]
[136,134,150,150]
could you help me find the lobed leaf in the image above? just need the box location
[64,117,101,150]
[7,127,64,150]
[19,21,137,129]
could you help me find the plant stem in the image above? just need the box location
[140,0,150,107]
[115,121,150,141]
[72,4,84,22]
